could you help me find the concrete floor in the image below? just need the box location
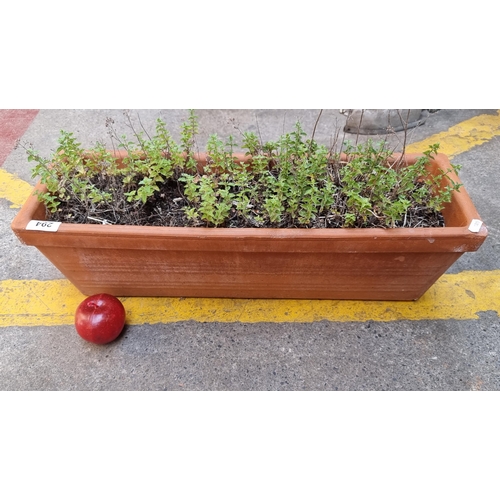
[1,109,499,391]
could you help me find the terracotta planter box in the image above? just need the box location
[11,152,487,301]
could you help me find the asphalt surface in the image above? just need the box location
[1,109,499,390]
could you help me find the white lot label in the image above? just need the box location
[468,219,483,233]
[26,220,62,232]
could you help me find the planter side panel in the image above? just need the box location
[35,244,463,300]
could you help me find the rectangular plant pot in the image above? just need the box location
[11,153,488,300]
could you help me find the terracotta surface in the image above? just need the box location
[11,153,488,300]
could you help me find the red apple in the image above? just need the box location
[75,293,126,344]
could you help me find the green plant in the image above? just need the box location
[20,111,463,230]
[337,140,462,228]
[107,114,185,205]
[23,131,117,215]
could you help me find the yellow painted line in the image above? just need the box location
[406,109,500,159]
[1,271,498,327]
[0,168,33,208]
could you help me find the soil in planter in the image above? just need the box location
[46,175,446,229]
